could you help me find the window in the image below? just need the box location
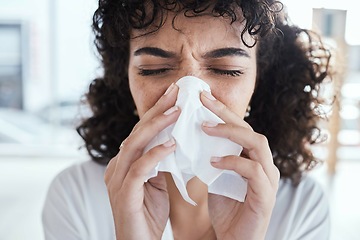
[0,23,23,109]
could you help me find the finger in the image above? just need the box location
[200,90,278,183]
[125,106,180,157]
[147,172,168,192]
[134,83,179,132]
[210,155,278,193]
[111,83,178,185]
[200,90,253,130]
[121,139,176,195]
[202,123,279,185]
[202,122,268,159]
[113,106,181,184]
[104,153,119,184]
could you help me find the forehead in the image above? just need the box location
[130,10,255,50]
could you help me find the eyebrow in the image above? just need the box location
[203,48,250,59]
[134,47,176,58]
[133,47,250,59]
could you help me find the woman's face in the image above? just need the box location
[128,11,257,118]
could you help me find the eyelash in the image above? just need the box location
[138,68,243,77]
[210,68,244,77]
[138,68,170,76]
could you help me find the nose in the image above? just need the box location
[178,59,204,80]
[184,71,201,77]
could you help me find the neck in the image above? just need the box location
[165,173,216,240]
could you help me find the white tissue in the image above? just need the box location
[144,76,248,205]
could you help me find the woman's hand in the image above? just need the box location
[104,83,180,240]
[200,91,280,240]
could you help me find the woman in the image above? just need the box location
[42,0,332,239]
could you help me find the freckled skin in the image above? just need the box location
[121,12,268,239]
[128,13,257,119]
[105,6,279,238]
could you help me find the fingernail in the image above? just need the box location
[164,83,175,96]
[202,121,218,128]
[202,90,216,101]
[210,157,222,163]
[163,138,176,147]
[163,106,179,115]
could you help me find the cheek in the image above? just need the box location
[133,92,156,117]
[216,91,249,116]
[211,81,255,117]
[129,77,166,118]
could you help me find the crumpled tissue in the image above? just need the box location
[144,76,247,205]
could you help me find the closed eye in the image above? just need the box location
[137,68,244,77]
[138,68,172,76]
[209,68,244,77]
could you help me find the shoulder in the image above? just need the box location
[46,160,109,206]
[42,160,113,239]
[44,160,107,204]
[276,174,329,217]
[267,175,330,240]
[53,160,106,183]
[279,174,327,200]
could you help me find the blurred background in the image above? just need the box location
[0,0,359,239]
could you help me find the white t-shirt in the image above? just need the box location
[42,160,330,240]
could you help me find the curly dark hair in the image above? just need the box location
[77,0,332,184]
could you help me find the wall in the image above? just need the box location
[0,0,99,112]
